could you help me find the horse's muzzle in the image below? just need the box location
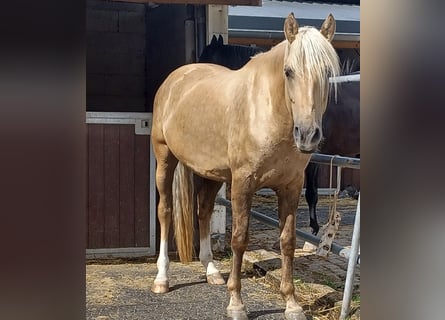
[294,126,321,153]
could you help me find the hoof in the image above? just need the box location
[151,280,169,294]
[207,272,226,285]
[310,220,319,235]
[311,225,319,236]
[285,309,307,320]
[227,308,248,320]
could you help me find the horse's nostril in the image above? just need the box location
[294,127,299,134]
[313,128,321,141]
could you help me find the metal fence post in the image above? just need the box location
[339,194,360,320]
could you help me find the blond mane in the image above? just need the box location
[286,26,340,102]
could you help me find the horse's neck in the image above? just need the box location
[236,43,294,134]
[245,43,287,104]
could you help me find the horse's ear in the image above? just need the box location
[217,35,224,46]
[320,14,336,42]
[210,35,218,45]
[284,12,299,44]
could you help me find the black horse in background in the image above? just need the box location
[199,35,360,235]
[198,35,263,69]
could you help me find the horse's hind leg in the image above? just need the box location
[277,182,307,320]
[196,178,225,285]
[151,143,178,294]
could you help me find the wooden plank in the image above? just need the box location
[103,125,120,247]
[341,168,360,190]
[111,0,261,6]
[318,165,338,189]
[86,247,152,259]
[352,168,360,189]
[317,166,360,190]
[229,37,281,48]
[229,38,360,50]
[88,124,105,248]
[332,40,360,49]
[341,168,350,189]
[119,125,135,247]
[342,168,352,189]
[349,168,360,189]
[134,135,150,247]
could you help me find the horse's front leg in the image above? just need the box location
[277,183,307,320]
[226,178,253,320]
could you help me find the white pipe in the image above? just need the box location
[339,194,361,320]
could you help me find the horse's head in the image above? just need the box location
[198,35,224,64]
[283,13,340,153]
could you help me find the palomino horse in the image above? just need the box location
[199,38,360,235]
[151,13,340,320]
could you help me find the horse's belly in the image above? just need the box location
[165,131,231,182]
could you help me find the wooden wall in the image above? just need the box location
[87,123,151,249]
[318,165,360,191]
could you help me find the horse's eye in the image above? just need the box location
[284,67,293,78]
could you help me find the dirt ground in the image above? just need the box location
[86,193,360,320]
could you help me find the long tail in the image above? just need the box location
[172,162,194,263]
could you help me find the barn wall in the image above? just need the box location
[86,0,148,112]
[86,1,191,113]
[87,122,151,249]
[317,165,360,191]
[146,4,194,110]
[86,2,199,256]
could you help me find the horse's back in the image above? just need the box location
[155,63,230,100]
[153,63,234,120]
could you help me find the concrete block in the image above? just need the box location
[108,53,146,75]
[243,249,281,274]
[104,75,145,96]
[87,50,145,75]
[87,32,145,55]
[86,74,106,95]
[118,10,145,33]
[303,241,318,252]
[86,95,146,112]
[87,9,118,32]
[86,50,106,74]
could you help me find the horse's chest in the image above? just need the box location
[253,144,309,186]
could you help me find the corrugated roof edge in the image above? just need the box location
[228,16,360,37]
[276,0,360,5]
